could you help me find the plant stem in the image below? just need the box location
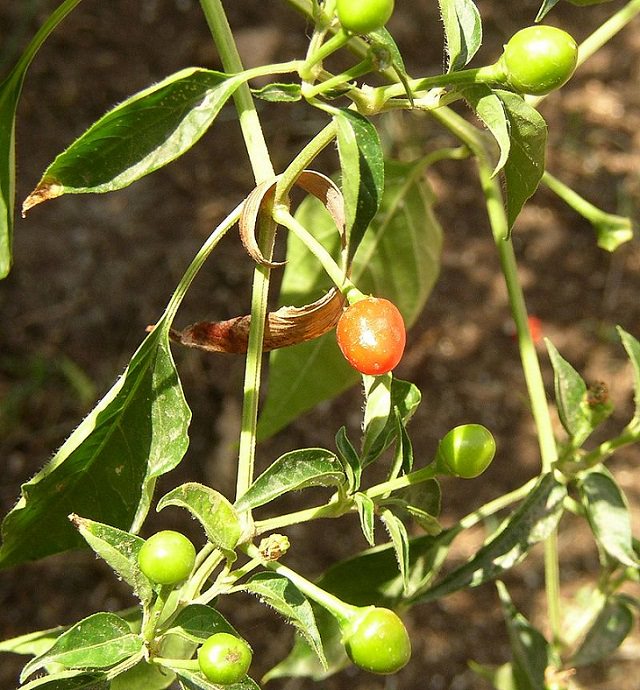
[378,62,504,101]
[301,28,351,81]
[199,0,276,510]
[273,208,358,300]
[273,120,337,205]
[244,543,359,624]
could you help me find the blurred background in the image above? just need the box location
[1,1,639,688]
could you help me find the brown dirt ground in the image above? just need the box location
[1,1,640,689]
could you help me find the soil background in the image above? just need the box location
[1,1,640,689]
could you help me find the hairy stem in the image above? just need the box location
[199,0,276,511]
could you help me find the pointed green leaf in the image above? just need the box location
[0,0,85,278]
[387,480,442,535]
[535,0,561,21]
[333,108,384,258]
[258,159,441,438]
[496,90,547,231]
[261,605,346,682]
[368,28,413,102]
[164,604,237,644]
[173,669,259,690]
[546,339,592,443]
[157,483,240,552]
[23,68,248,212]
[234,449,345,513]
[19,670,108,690]
[241,572,327,669]
[387,410,415,480]
[570,595,634,667]
[438,0,482,71]
[618,327,640,427]
[361,379,422,466]
[380,509,410,595]
[354,492,376,546]
[21,613,142,682]
[70,515,153,605]
[412,473,567,603]
[0,318,190,568]
[361,373,392,461]
[578,468,639,568]
[497,581,549,690]
[463,85,510,175]
[335,427,362,492]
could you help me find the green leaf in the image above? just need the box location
[251,82,301,102]
[570,595,634,667]
[0,0,85,278]
[70,515,153,605]
[497,581,549,690]
[157,483,240,553]
[0,318,190,568]
[19,670,108,690]
[546,339,592,444]
[258,159,442,438]
[164,604,237,644]
[110,660,175,690]
[241,572,327,669]
[173,669,259,690]
[335,427,362,492]
[234,448,345,512]
[354,492,376,546]
[438,0,482,71]
[21,613,142,682]
[22,68,248,213]
[333,108,384,258]
[262,609,346,682]
[361,374,392,461]
[361,379,422,466]
[463,85,510,175]
[496,90,548,231]
[0,625,68,658]
[411,473,567,603]
[535,0,562,22]
[578,468,640,568]
[618,327,640,428]
[386,480,442,535]
[380,509,410,595]
[387,410,415,480]
[368,28,413,102]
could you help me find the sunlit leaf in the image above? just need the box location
[21,613,142,682]
[234,449,345,512]
[157,483,240,553]
[23,68,249,213]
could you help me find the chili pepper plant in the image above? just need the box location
[1,0,639,688]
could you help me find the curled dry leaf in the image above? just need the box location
[160,169,348,354]
[168,288,345,354]
[239,168,345,266]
